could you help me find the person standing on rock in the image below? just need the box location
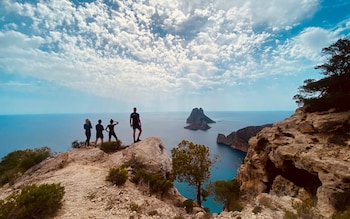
[95,119,104,146]
[84,119,92,146]
[106,119,119,142]
[130,107,142,143]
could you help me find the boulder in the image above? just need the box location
[121,137,172,178]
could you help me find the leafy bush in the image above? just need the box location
[0,147,51,185]
[100,140,125,153]
[211,179,243,212]
[130,202,141,212]
[148,172,173,195]
[183,199,194,213]
[106,167,128,186]
[0,183,65,219]
[126,155,146,171]
[131,168,173,196]
[71,140,85,148]
[131,168,148,184]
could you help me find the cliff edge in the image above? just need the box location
[0,137,193,218]
[236,108,350,218]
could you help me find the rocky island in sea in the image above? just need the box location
[184,107,215,130]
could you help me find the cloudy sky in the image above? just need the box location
[0,0,349,114]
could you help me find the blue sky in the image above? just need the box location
[0,0,349,114]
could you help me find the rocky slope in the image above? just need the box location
[236,108,350,218]
[0,138,192,218]
[0,137,266,219]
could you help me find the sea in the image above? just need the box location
[0,111,293,213]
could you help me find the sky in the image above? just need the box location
[0,0,350,114]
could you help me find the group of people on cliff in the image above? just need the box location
[83,107,142,146]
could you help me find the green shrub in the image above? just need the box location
[100,140,124,153]
[130,202,141,212]
[148,172,173,195]
[71,140,85,148]
[131,168,173,196]
[0,147,51,185]
[126,155,146,172]
[183,199,194,213]
[0,183,65,219]
[211,178,243,212]
[106,167,128,186]
[131,168,148,184]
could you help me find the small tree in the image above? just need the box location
[211,179,243,212]
[293,38,350,112]
[171,140,215,206]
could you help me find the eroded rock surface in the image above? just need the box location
[236,108,350,218]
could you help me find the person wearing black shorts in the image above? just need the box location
[130,107,142,143]
[106,119,119,142]
[95,119,104,146]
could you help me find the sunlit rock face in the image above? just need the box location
[236,108,350,218]
[184,108,215,130]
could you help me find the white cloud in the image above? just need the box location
[0,0,349,111]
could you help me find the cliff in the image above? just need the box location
[217,124,272,152]
[0,137,199,218]
[185,108,215,130]
[0,137,259,219]
[235,108,350,218]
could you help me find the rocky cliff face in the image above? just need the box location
[217,124,272,152]
[185,108,215,130]
[236,108,350,218]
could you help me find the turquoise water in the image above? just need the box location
[0,111,293,212]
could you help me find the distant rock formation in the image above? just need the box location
[184,108,215,130]
[217,124,272,152]
[235,108,350,218]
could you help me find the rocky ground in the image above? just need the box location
[0,137,299,219]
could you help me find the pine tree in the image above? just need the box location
[171,140,215,206]
[293,38,350,112]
